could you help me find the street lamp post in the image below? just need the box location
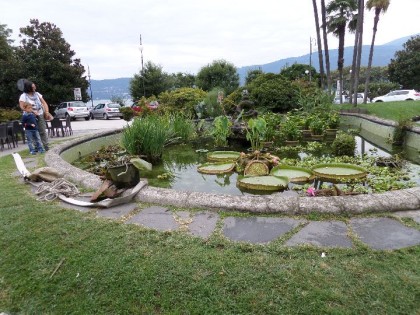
[87,65,94,108]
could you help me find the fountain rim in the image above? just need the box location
[44,128,420,215]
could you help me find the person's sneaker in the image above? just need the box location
[39,150,45,154]
[30,151,36,155]
[44,146,49,151]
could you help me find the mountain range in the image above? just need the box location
[90,34,418,100]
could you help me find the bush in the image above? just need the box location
[119,107,135,121]
[158,87,206,118]
[0,108,22,122]
[247,73,300,113]
[331,131,356,156]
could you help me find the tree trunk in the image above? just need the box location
[320,0,332,91]
[353,0,364,106]
[364,7,381,103]
[338,25,346,103]
[312,0,325,89]
[349,30,359,104]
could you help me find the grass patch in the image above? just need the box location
[1,154,420,314]
[338,100,420,121]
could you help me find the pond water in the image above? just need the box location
[72,130,420,197]
[134,135,420,196]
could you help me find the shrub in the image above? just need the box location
[0,108,22,122]
[158,87,206,118]
[331,131,356,156]
[247,73,300,113]
[119,107,135,121]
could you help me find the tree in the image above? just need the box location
[320,0,332,91]
[168,72,196,89]
[130,61,171,100]
[247,73,300,113]
[280,63,318,82]
[363,0,390,103]
[312,0,325,88]
[17,19,89,105]
[195,59,239,95]
[0,24,24,108]
[245,68,263,85]
[349,0,365,106]
[388,35,420,90]
[326,0,358,102]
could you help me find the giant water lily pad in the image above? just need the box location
[237,175,289,191]
[244,160,269,176]
[312,163,368,182]
[270,165,314,183]
[207,151,241,162]
[197,162,235,174]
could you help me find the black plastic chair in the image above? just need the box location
[50,118,65,137]
[0,123,13,151]
[63,115,73,136]
[11,120,25,145]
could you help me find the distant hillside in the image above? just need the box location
[89,77,131,100]
[237,34,418,84]
[90,34,418,98]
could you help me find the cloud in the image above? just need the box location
[2,0,419,79]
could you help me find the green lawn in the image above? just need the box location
[1,153,419,314]
[338,100,420,122]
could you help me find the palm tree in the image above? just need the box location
[363,0,390,103]
[320,0,332,91]
[349,0,365,106]
[326,0,358,103]
[312,0,325,89]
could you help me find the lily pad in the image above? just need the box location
[270,165,314,183]
[244,160,269,176]
[237,175,289,191]
[197,162,236,174]
[312,163,368,182]
[207,151,241,162]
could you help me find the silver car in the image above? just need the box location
[372,89,420,102]
[89,102,123,120]
[55,101,90,120]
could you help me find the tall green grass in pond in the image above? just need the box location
[121,113,196,162]
[122,114,171,161]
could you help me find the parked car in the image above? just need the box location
[54,101,90,120]
[89,102,123,120]
[334,93,369,104]
[372,90,420,102]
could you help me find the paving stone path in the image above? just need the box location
[18,157,420,250]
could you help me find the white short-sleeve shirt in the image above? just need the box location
[19,92,44,115]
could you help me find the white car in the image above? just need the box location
[372,89,420,102]
[55,101,90,120]
[334,93,369,104]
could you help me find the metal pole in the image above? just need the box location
[139,34,146,97]
[88,65,94,108]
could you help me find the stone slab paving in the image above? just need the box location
[222,217,305,244]
[125,206,179,231]
[349,217,420,250]
[393,210,420,224]
[285,221,353,248]
[188,211,220,239]
[96,202,138,219]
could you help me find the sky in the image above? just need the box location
[2,0,419,80]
